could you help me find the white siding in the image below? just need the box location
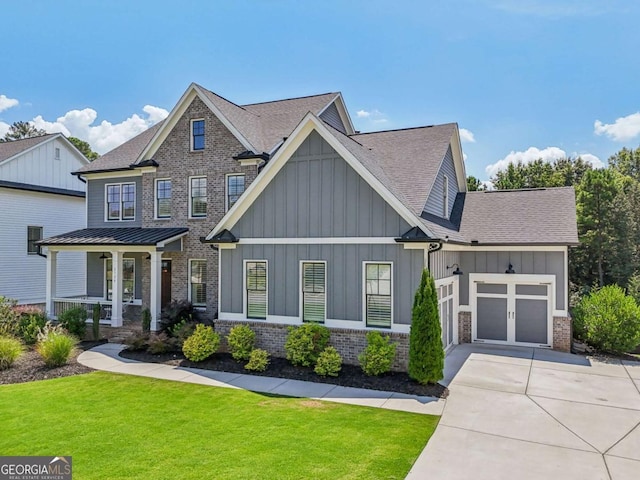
[0,189,86,304]
[0,138,87,191]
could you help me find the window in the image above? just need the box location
[106,183,135,221]
[155,179,172,219]
[191,119,205,151]
[302,262,326,323]
[246,261,267,319]
[27,226,43,254]
[189,260,207,307]
[364,263,392,328]
[443,175,449,218]
[190,177,207,217]
[226,174,245,211]
[54,147,60,160]
[105,258,135,302]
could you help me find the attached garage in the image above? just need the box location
[470,273,554,347]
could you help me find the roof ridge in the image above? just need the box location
[242,92,337,107]
[197,85,260,118]
[0,133,56,144]
[468,186,574,194]
[322,120,366,147]
[351,123,456,136]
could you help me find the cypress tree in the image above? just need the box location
[408,269,444,384]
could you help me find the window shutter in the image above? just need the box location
[302,263,325,323]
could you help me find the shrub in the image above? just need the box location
[408,269,444,384]
[0,296,20,337]
[227,324,256,361]
[169,319,196,348]
[182,324,220,362]
[124,332,150,351]
[141,308,151,333]
[147,333,176,355]
[36,328,78,367]
[245,348,269,372]
[58,306,87,339]
[0,336,24,370]
[573,285,640,353]
[627,274,640,306]
[314,346,342,377]
[16,307,47,345]
[285,323,330,367]
[160,300,202,334]
[359,331,397,376]
[92,303,101,340]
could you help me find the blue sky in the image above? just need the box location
[1,0,639,182]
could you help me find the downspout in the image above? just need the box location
[426,241,443,272]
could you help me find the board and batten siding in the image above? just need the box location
[459,250,566,311]
[232,130,412,238]
[0,188,86,304]
[0,137,86,192]
[87,252,144,299]
[430,249,460,280]
[423,146,458,218]
[220,244,423,325]
[318,102,347,134]
[87,176,143,228]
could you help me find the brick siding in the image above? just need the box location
[458,311,471,343]
[552,315,572,352]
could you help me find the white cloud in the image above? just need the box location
[355,108,388,125]
[481,180,495,191]
[459,128,476,143]
[0,95,19,113]
[356,110,371,118]
[575,152,604,169]
[594,112,640,142]
[31,105,169,154]
[485,146,566,177]
[0,121,9,137]
[463,153,468,161]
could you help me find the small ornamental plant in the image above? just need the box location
[58,306,87,339]
[227,324,256,361]
[36,324,78,368]
[182,324,220,362]
[92,303,102,340]
[0,335,24,370]
[359,331,397,376]
[314,346,342,377]
[245,349,270,372]
[285,323,330,367]
[141,308,151,334]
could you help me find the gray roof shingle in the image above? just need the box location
[38,227,188,246]
[0,134,56,163]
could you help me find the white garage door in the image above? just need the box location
[471,274,553,347]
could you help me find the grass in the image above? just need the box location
[0,372,438,479]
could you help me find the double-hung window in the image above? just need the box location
[106,183,135,221]
[191,119,205,151]
[105,258,135,302]
[364,263,392,328]
[27,226,43,254]
[155,179,171,219]
[190,177,207,217]
[189,259,207,307]
[302,262,326,323]
[226,174,245,211]
[246,261,267,319]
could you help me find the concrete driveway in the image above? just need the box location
[407,344,640,480]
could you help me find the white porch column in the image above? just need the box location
[45,249,57,318]
[111,251,123,327]
[149,251,162,331]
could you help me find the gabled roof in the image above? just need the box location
[38,227,188,246]
[0,134,57,163]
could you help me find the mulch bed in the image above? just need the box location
[0,340,107,386]
[120,349,449,398]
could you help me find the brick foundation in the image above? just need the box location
[552,316,572,352]
[458,311,471,343]
[214,319,410,372]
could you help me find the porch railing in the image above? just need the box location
[52,297,112,322]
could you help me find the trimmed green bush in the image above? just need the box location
[58,306,87,339]
[573,285,640,353]
[124,332,150,351]
[0,335,24,370]
[359,331,397,376]
[16,307,47,345]
[408,269,444,384]
[0,296,20,337]
[170,319,196,348]
[36,328,78,367]
[227,325,256,361]
[314,346,342,377]
[285,323,330,367]
[182,324,220,362]
[92,303,101,341]
[245,348,270,372]
[141,308,151,334]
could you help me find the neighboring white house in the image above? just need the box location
[0,134,88,305]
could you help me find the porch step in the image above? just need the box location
[105,324,142,343]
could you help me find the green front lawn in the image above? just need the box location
[0,372,438,479]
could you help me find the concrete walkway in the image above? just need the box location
[407,344,640,480]
[77,343,445,416]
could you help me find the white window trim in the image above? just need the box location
[243,259,268,320]
[154,178,171,220]
[105,182,136,222]
[188,175,207,219]
[190,118,205,152]
[54,147,60,160]
[362,261,394,329]
[299,260,327,323]
[104,257,136,302]
[188,259,207,308]
[443,175,449,219]
[225,173,246,212]
[27,226,43,255]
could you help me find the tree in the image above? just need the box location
[609,146,640,181]
[466,175,484,191]
[0,121,47,142]
[491,157,592,190]
[408,269,444,384]
[68,136,99,161]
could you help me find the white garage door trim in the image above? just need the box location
[436,276,459,351]
[470,273,555,348]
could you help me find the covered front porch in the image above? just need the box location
[38,227,188,331]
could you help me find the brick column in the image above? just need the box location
[553,316,572,352]
[458,311,471,344]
